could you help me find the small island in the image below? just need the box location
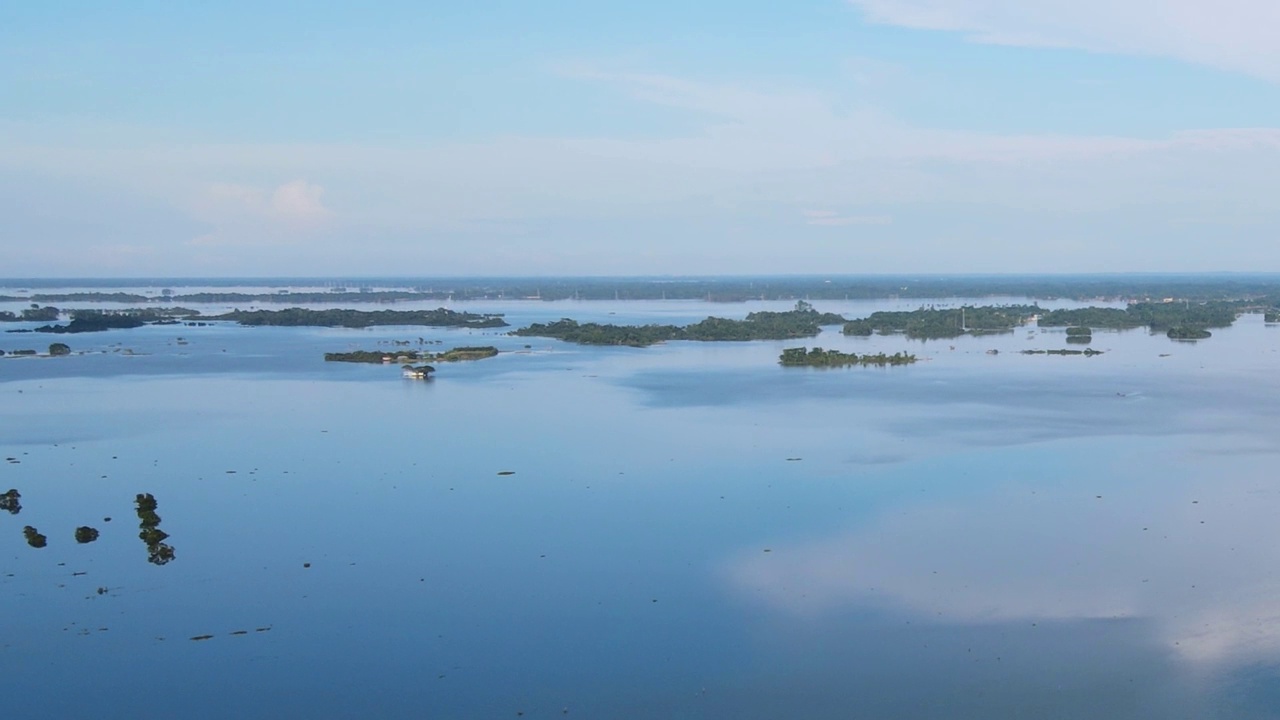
[402,365,435,379]
[324,345,499,363]
[0,305,59,322]
[780,347,917,367]
[1167,326,1211,340]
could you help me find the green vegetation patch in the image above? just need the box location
[325,346,499,363]
[215,307,507,329]
[23,526,47,548]
[513,302,847,347]
[0,489,20,514]
[1039,301,1242,332]
[842,305,1039,340]
[780,347,917,367]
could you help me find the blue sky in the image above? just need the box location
[3,0,1279,276]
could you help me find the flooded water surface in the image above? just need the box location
[3,296,1280,718]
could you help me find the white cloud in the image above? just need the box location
[3,68,1280,273]
[185,179,332,246]
[269,179,331,225]
[848,0,1280,81]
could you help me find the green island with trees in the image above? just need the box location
[0,305,60,322]
[842,304,1040,339]
[213,307,507,329]
[512,302,846,346]
[6,308,200,334]
[780,347,917,367]
[1167,326,1212,340]
[325,346,499,363]
[1037,300,1242,331]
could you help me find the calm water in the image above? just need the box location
[3,298,1280,718]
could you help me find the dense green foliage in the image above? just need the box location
[435,346,500,361]
[1266,310,1280,323]
[0,306,60,322]
[1039,300,1242,332]
[780,347,917,367]
[514,303,846,346]
[48,342,70,356]
[136,493,175,565]
[75,526,100,544]
[1065,326,1092,337]
[1167,326,1212,340]
[24,306,58,321]
[842,305,1039,340]
[326,350,426,363]
[23,526,47,548]
[215,307,507,329]
[325,346,500,363]
[513,319,683,347]
[31,310,147,333]
[0,489,19,515]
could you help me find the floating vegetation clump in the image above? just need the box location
[75,526,100,544]
[0,489,19,515]
[135,493,176,565]
[23,526,47,548]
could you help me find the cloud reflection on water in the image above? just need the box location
[726,450,1280,673]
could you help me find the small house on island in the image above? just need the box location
[402,364,435,379]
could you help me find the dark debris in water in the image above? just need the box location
[497,471,515,476]
[0,489,20,515]
[23,526,47,548]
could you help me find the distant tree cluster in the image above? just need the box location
[32,312,145,333]
[325,346,500,363]
[215,307,507,329]
[779,347,917,367]
[513,302,847,346]
[842,305,1040,340]
[0,305,60,322]
[1038,300,1242,332]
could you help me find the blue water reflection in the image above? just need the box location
[2,299,1280,717]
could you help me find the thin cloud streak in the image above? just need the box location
[849,0,1280,82]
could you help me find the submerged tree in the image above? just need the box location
[23,526,47,548]
[0,489,19,515]
[135,493,176,565]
